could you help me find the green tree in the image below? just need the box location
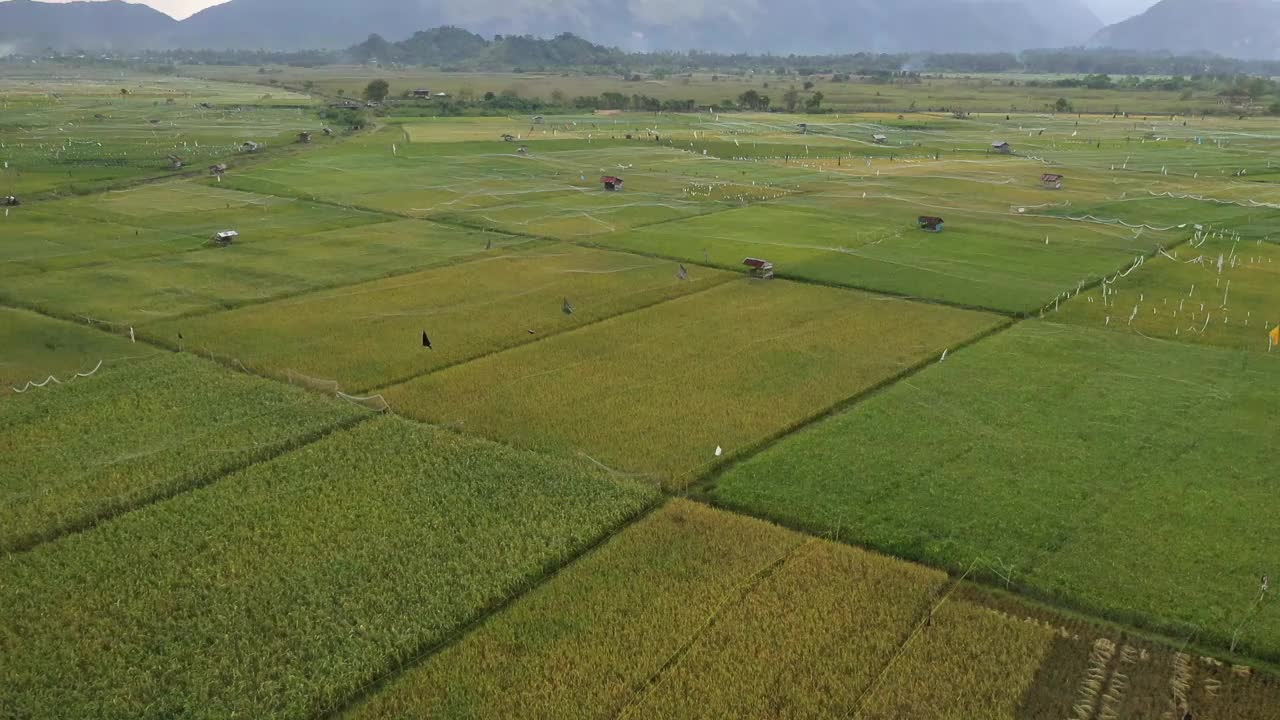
[803,81,815,91]
[805,91,824,112]
[782,87,800,112]
[1054,97,1073,113]
[362,79,390,103]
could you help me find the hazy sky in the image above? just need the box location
[42,0,1162,23]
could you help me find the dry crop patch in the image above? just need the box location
[0,352,363,551]
[156,243,734,393]
[712,321,1280,661]
[383,279,1002,487]
[0,415,656,720]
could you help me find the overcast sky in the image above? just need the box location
[42,0,1163,23]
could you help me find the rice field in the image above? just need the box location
[0,352,363,551]
[347,500,1280,720]
[6,69,1280,716]
[0,307,156,395]
[711,321,1280,661]
[0,71,316,196]
[383,279,1003,487]
[0,213,508,326]
[151,244,736,393]
[0,415,657,720]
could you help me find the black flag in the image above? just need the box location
[677,264,689,281]
[562,298,574,315]
[422,331,432,349]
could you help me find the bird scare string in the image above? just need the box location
[11,360,103,393]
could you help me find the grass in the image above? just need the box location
[383,279,1003,487]
[0,216,510,326]
[711,320,1280,661]
[0,352,364,552]
[0,307,156,395]
[0,415,657,720]
[153,243,736,393]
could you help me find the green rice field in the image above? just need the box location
[4,65,1280,717]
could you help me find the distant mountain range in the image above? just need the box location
[1088,0,1280,59]
[0,0,1276,60]
[0,0,175,53]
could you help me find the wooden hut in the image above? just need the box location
[918,216,945,233]
[743,257,775,279]
[991,141,1012,154]
[1041,173,1064,189]
[601,176,624,191]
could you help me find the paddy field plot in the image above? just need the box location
[0,216,508,326]
[221,130,821,237]
[384,279,1003,487]
[0,73,315,196]
[0,307,157,395]
[0,182,388,276]
[155,244,735,393]
[0,352,362,552]
[712,321,1280,660]
[348,500,1280,720]
[1055,229,1280,352]
[599,185,1181,313]
[0,415,656,720]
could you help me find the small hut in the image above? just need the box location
[601,176,623,191]
[797,123,808,134]
[209,163,228,176]
[2,196,20,207]
[211,230,239,246]
[1041,173,1064,189]
[532,115,545,124]
[297,131,312,144]
[918,216,945,233]
[872,134,888,144]
[322,127,333,137]
[742,257,774,279]
[516,145,529,155]
[167,155,184,170]
[991,141,1012,154]
[501,134,516,142]
[411,89,431,98]
[241,141,261,153]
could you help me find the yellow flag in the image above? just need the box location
[1271,326,1280,346]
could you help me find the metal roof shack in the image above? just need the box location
[211,230,239,246]
[1041,173,1064,189]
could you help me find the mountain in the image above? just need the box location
[0,0,177,53]
[1089,0,1280,59]
[165,0,1100,53]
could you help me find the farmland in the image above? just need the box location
[4,62,1280,718]
[383,279,1002,487]
[0,416,656,719]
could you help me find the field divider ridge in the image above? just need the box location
[687,314,1017,499]
[6,411,375,556]
[368,271,741,396]
[612,534,821,720]
[316,493,669,720]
